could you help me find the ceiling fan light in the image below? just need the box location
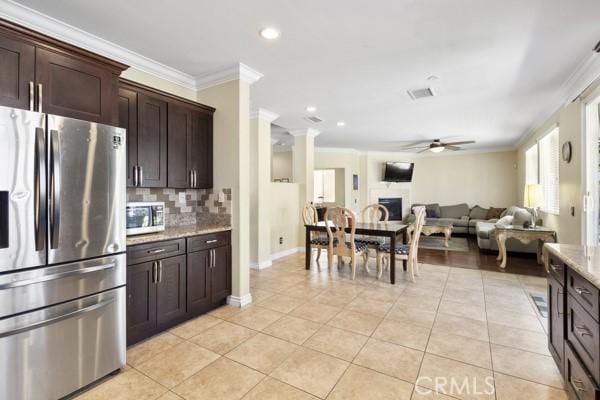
[429,146,445,153]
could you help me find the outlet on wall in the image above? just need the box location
[279,237,283,244]
[178,192,186,204]
[218,191,225,203]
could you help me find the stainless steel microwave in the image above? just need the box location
[126,202,165,236]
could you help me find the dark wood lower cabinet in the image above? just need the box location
[127,231,231,346]
[548,274,565,375]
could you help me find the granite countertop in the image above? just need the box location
[544,243,600,288]
[127,224,232,246]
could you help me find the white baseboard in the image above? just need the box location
[271,246,305,261]
[227,293,253,307]
[249,260,273,270]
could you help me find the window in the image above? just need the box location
[539,128,560,214]
[313,169,335,203]
[525,144,538,184]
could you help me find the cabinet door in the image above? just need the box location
[190,110,213,189]
[137,93,167,187]
[211,246,231,304]
[156,255,187,329]
[127,261,157,345]
[167,103,192,188]
[118,87,138,187]
[548,275,565,376]
[187,250,211,315]
[35,47,117,124]
[0,34,35,110]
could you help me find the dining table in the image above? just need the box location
[304,221,409,284]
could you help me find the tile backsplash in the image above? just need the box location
[127,188,232,227]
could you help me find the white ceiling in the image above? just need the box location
[12,0,600,151]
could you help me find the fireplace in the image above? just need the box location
[378,197,402,221]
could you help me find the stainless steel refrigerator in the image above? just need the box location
[0,106,127,400]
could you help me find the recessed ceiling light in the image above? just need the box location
[427,75,439,82]
[337,121,345,127]
[305,106,317,113]
[259,27,280,40]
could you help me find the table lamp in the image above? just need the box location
[524,183,543,228]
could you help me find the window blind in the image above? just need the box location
[539,128,559,214]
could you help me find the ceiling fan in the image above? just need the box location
[398,138,476,153]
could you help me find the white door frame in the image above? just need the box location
[582,87,600,245]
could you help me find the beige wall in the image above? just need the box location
[272,151,293,181]
[516,101,584,244]
[270,183,302,254]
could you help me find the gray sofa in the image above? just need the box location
[407,203,539,254]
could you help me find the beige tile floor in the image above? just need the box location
[75,253,567,400]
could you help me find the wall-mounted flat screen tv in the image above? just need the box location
[383,162,414,182]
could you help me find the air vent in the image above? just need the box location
[304,116,323,123]
[407,87,435,100]
[595,40,600,53]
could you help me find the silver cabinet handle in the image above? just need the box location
[205,239,217,244]
[572,378,586,392]
[29,81,34,111]
[575,325,593,338]
[139,166,143,187]
[158,261,163,283]
[209,249,213,269]
[212,249,216,269]
[549,264,563,273]
[574,287,592,296]
[189,170,193,188]
[148,248,165,254]
[34,127,46,251]
[133,166,138,187]
[37,83,42,112]
[152,261,157,284]
[193,170,197,188]
[49,129,61,249]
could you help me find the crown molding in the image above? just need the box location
[0,1,264,92]
[289,128,320,137]
[250,108,279,122]
[315,147,361,154]
[516,51,600,148]
[195,63,263,90]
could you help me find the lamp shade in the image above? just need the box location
[524,183,543,208]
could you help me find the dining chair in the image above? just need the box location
[302,203,332,264]
[324,207,369,280]
[360,204,389,273]
[376,206,426,282]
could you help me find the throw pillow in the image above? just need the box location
[512,208,533,226]
[469,205,489,220]
[425,208,437,218]
[426,203,441,218]
[495,215,514,227]
[486,207,506,220]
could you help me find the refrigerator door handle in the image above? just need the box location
[193,170,197,188]
[34,127,46,251]
[0,297,115,338]
[50,129,61,249]
[37,83,43,112]
[139,166,143,187]
[29,82,34,111]
[0,263,115,290]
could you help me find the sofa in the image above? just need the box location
[407,203,539,254]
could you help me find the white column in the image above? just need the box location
[249,109,279,269]
[291,128,320,205]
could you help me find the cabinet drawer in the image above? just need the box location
[127,239,185,265]
[548,255,566,286]
[568,269,599,321]
[568,294,600,384]
[187,231,230,252]
[565,342,600,400]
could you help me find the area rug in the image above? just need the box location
[418,236,469,252]
[529,293,548,318]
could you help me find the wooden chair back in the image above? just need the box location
[324,207,357,251]
[302,203,318,225]
[361,204,389,223]
[410,206,426,255]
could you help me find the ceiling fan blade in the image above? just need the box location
[443,140,475,146]
[417,147,431,153]
[444,145,462,151]
[396,145,429,150]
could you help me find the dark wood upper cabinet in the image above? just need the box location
[211,246,231,304]
[118,87,138,187]
[0,34,34,110]
[156,255,187,329]
[35,47,118,124]
[126,261,157,346]
[0,19,127,123]
[168,103,193,188]
[137,93,167,187]
[190,110,213,189]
